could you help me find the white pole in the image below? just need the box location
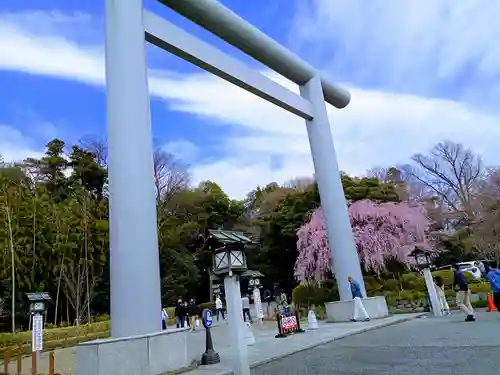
[224,275,250,375]
[423,268,443,317]
[300,75,365,300]
[105,0,162,337]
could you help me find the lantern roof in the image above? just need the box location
[240,270,264,278]
[26,292,52,303]
[208,229,254,245]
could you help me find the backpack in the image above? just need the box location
[489,270,500,290]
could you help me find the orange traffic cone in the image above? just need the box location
[487,293,497,312]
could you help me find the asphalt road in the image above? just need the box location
[251,311,500,375]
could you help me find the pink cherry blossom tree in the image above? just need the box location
[294,200,433,282]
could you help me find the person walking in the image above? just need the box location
[486,265,500,314]
[187,299,201,332]
[215,295,225,321]
[161,308,169,330]
[453,264,475,321]
[348,276,370,322]
[183,301,190,328]
[434,276,450,315]
[175,299,186,328]
[241,294,253,323]
[279,293,290,316]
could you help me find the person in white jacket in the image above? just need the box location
[161,308,169,330]
[434,276,450,315]
[215,295,226,321]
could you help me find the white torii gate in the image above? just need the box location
[104,0,365,339]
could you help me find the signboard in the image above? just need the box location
[252,287,264,319]
[280,316,298,331]
[32,313,43,352]
[204,309,213,328]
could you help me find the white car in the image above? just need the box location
[455,261,484,279]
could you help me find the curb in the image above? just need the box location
[209,313,427,375]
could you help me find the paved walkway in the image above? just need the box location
[184,313,424,375]
[2,314,422,374]
[252,311,500,375]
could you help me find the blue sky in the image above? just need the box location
[1,0,500,198]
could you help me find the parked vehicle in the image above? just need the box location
[455,261,484,279]
[436,261,484,279]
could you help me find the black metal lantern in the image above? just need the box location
[208,230,253,276]
[241,270,264,291]
[410,248,431,269]
[248,278,260,288]
[213,246,247,275]
[26,292,52,315]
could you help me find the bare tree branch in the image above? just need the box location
[469,167,500,265]
[366,165,429,202]
[62,261,100,324]
[283,177,314,191]
[407,140,485,225]
[153,149,191,202]
[79,135,108,167]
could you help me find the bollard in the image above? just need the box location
[307,309,319,330]
[3,349,10,373]
[49,351,55,375]
[31,351,37,375]
[200,308,220,365]
[244,321,255,346]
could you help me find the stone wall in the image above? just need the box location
[76,327,203,375]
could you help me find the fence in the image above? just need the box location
[2,349,55,375]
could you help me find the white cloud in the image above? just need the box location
[291,0,500,107]
[1,8,500,198]
[162,140,200,164]
[0,125,44,162]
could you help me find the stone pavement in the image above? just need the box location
[184,313,424,375]
[2,314,422,374]
[252,311,500,375]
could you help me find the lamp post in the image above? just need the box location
[26,292,52,364]
[410,249,442,317]
[248,278,264,325]
[212,245,250,375]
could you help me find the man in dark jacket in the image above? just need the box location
[187,299,201,332]
[454,265,475,321]
[174,299,186,328]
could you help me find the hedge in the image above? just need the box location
[292,270,493,309]
[0,302,214,358]
[0,323,110,359]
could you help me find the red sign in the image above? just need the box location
[281,316,298,330]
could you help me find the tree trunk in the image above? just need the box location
[54,254,65,325]
[5,203,16,333]
[32,193,36,285]
[84,197,91,324]
[76,264,81,326]
[66,297,69,324]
